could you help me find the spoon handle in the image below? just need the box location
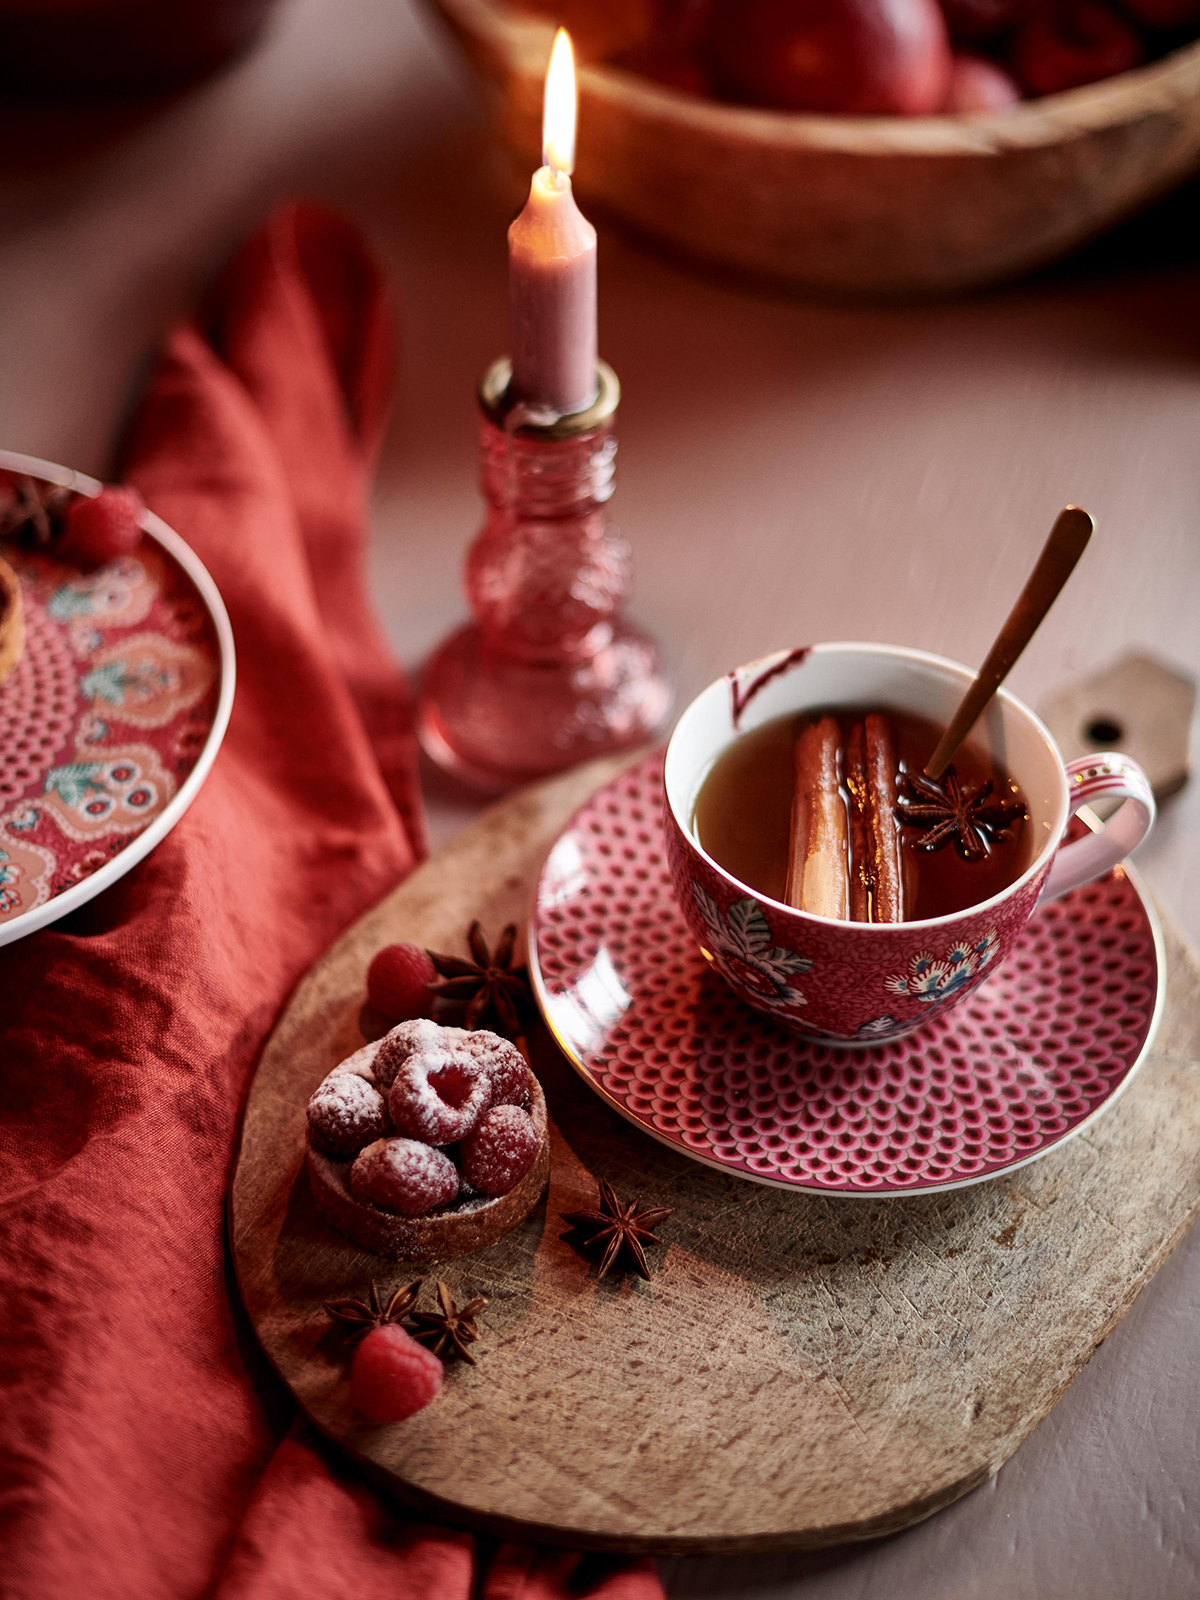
[925,506,1093,781]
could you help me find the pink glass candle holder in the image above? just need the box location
[418,359,672,793]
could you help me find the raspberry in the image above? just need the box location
[307,1072,389,1158]
[388,1050,491,1146]
[350,1138,460,1216]
[350,1323,443,1423]
[460,1030,529,1108]
[59,486,144,567]
[460,1105,539,1196]
[367,944,436,1023]
[373,1018,444,1090]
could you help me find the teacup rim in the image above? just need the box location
[665,640,1070,935]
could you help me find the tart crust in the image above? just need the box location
[0,556,25,682]
[306,1036,550,1260]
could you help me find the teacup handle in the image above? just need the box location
[1041,753,1156,903]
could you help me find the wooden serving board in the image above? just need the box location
[230,753,1200,1554]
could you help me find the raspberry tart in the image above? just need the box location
[306,1019,550,1259]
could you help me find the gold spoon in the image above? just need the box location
[924,506,1094,781]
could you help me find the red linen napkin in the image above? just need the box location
[0,203,661,1600]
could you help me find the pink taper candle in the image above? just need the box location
[508,29,598,417]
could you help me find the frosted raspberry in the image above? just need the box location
[460,1105,539,1196]
[388,1050,491,1145]
[307,1072,389,1157]
[350,1138,460,1216]
[373,1018,446,1090]
[459,1030,529,1108]
[367,943,437,1022]
[350,1323,443,1423]
[59,486,144,566]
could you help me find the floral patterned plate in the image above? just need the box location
[528,753,1165,1196]
[0,450,234,948]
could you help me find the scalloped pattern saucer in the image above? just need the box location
[528,754,1164,1196]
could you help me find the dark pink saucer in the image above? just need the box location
[528,754,1164,1197]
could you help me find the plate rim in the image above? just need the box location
[527,750,1166,1200]
[0,448,236,948]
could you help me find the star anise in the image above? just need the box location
[897,767,1026,862]
[561,1179,674,1281]
[426,921,531,1037]
[408,1280,488,1364]
[324,1278,423,1338]
[0,476,73,547]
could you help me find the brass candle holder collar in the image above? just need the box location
[480,358,619,438]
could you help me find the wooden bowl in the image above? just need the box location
[426,0,1200,295]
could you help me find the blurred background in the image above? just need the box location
[3,0,1195,849]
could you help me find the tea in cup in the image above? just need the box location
[663,643,1155,1043]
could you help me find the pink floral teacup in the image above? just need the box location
[663,643,1156,1044]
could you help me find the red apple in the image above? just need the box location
[1011,0,1144,96]
[1118,0,1200,26]
[938,0,1030,44]
[945,50,1023,107]
[704,0,953,115]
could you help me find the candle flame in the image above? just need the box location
[542,28,577,177]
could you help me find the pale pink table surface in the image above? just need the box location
[1,2,1198,1595]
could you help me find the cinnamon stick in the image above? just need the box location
[784,717,849,920]
[845,714,904,923]
[846,721,872,923]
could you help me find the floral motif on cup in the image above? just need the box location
[691,881,812,1012]
[39,747,174,841]
[856,1014,903,1038]
[885,928,999,1005]
[81,634,214,729]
